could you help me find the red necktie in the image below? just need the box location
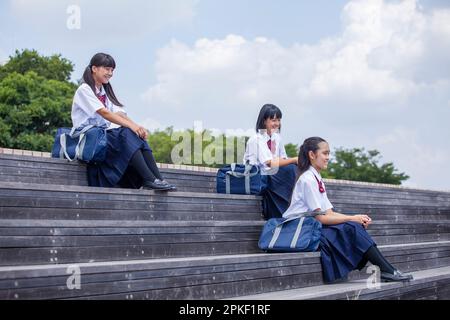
[314,174,325,193]
[267,139,276,153]
[97,93,107,106]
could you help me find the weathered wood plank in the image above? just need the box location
[0,207,263,221]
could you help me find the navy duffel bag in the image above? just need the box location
[216,163,266,195]
[258,213,324,252]
[51,125,107,163]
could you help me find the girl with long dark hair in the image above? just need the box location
[243,104,298,219]
[71,53,175,191]
[282,137,413,283]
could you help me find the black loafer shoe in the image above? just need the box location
[160,180,177,191]
[381,270,413,282]
[142,179,173,191]
[394,269,413,280]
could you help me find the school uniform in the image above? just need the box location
[71,83,152,188]
[243,131,297,219]
[283,166,376,283]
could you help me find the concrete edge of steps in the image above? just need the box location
[227,266,450,300]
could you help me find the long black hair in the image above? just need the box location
[297,137,327,178]
[82,53,123,107]
[255,104,282,132]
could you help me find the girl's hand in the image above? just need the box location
[138,126,149,140]
[352,214,372,229]
[130,125,148,139]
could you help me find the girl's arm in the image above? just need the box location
[266,157,298,167]
[96,108,147,139]
[115,112,148,139]
[315,209,372,228]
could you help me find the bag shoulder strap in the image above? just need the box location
[276,210,326,227]
[226,163,259,178]
[70,125,95,138]
[60,134,76,161]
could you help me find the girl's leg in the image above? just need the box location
[262,164,296,219]
[364,245,413,281]
[129,150,174,190]
[142,150,163,181]
[129,149,156,183]
[363,245,395,274]
[142,149,176,190]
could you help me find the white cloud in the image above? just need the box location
[143,0,450,109]
[141,0,450,190]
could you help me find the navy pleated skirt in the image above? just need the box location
[261,164,297,219]
[319,221,376,283]
[87,127,152,188]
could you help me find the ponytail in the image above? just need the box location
[82,53,124,107]
[296,137,327,179]
[82,65,95,91]
[297,144,311,178]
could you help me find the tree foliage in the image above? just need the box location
[0,49,74,82]
[284,143,298,158]
[148,131,408,186]
[0,49,76,151]
[148,127,249,168]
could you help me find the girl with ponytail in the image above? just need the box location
[296,137,326,178]
[282,137,413,283]
[71,53,176,191]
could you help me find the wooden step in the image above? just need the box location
[2,154,450,207]
[0,182,262,221]
[0,154,217,193]
[0,241,448,300]
[228,266,450,300]
[1,182,449,223]
[0,219,448,266]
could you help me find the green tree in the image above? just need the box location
[147,127,179,164]
[0,49,73,82]
[321,147,409,185]
[147,127,249,167]
[0,49,76,151]
[284,143,298,158]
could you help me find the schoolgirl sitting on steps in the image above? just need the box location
[71,52,176,191]
[243,104,298,219]
[282,137,413,283]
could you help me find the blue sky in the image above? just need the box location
[1,0,450,190]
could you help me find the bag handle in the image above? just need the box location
[69,124,95,138]
[60,134,76,162]
[74,132,87,160]
[276,210,326,228]
[61,125,97,161]
[226,163,259,178]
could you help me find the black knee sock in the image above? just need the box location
[142,150,163,180]
[364,245,396,274]
[130,150,156,183]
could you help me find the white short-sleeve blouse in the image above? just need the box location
[243,131,288,174]
[71,83,127,130]
[282,166,333,218]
